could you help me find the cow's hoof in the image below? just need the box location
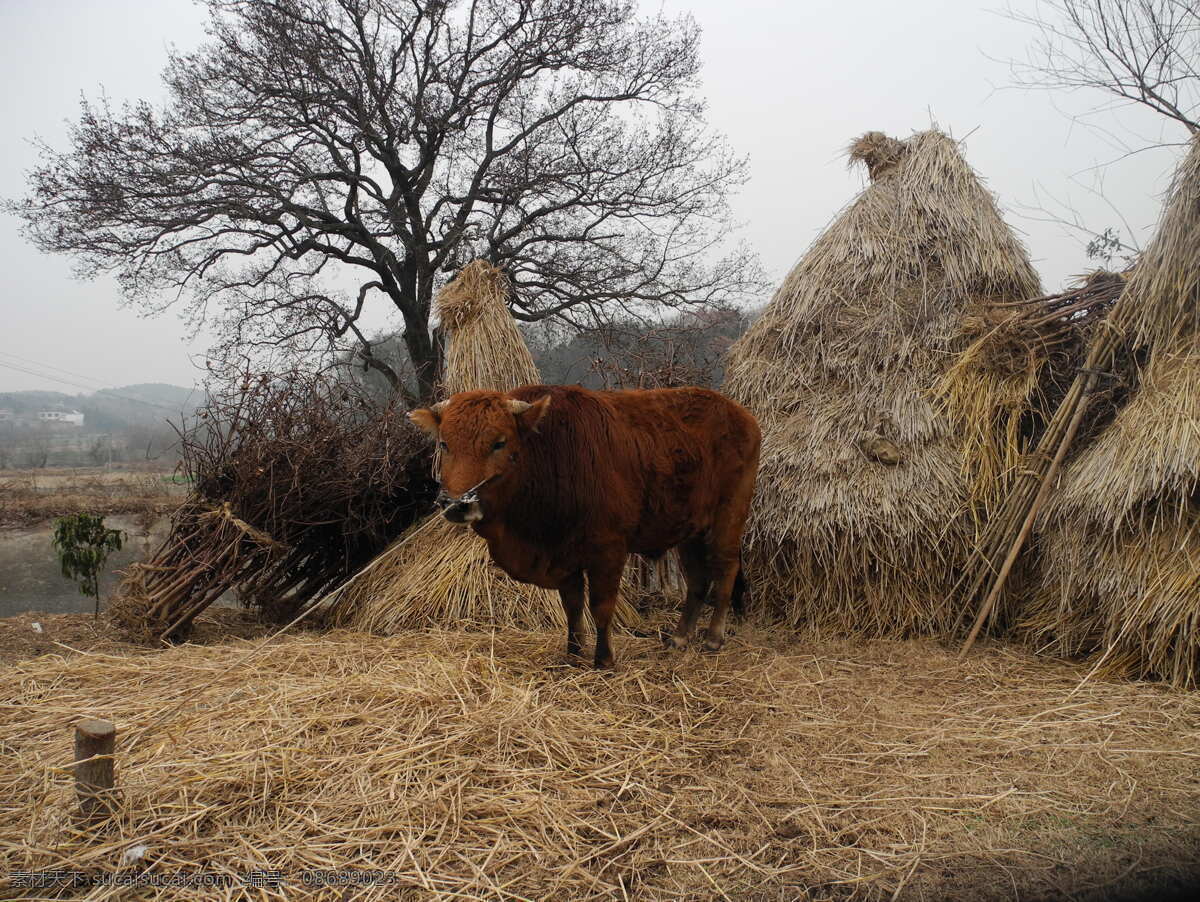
[702,637,725,653]
[663,633,689,651]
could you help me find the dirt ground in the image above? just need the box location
[2,613,1199,901]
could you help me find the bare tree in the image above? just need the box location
[587,306,750,390]
[1003,1,1200,267]
[24,430,51,470]
[12,0,759,404]
[1008,1,1199,137]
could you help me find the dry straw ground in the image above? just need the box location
[3,621,1199,901]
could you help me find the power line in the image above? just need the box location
[0,350,115,391]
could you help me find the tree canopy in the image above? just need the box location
[13,0,759,403]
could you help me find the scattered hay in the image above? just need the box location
[723,129,1041,635]
[3,627,1199,900]
[0,608,270,668]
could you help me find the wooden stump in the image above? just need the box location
[74,718,116,825]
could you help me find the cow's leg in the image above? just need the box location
[559,571,586,660]
[702,462,757,653]
[587,557,626,669]
[666,537,709,650]
[700,547,740,653]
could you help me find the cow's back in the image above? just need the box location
[507,384,759,558]
[606,387,760,554]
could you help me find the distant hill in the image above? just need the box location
[0,383,202,432]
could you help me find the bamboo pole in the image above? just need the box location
[959,370,1099,655]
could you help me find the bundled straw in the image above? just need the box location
[723,129,1041,635]
[934,270,1123,513]
[325,260,639,633]
[437,259,539,397]
[986,136,1200,686]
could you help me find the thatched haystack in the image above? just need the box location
[324,260,639,633]
[723,129,1041,635]
[437,259,540,396]
[1020,136,1200,687]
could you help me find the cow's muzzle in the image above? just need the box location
[435,476,494,524]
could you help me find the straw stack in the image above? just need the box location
[325,260,639,633]
[437,259,540,397]
[1015,136,1200,686]
[723,130,1041,635]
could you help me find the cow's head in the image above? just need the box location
[408,390,551,524]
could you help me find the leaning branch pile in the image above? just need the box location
[953,272,1129,644]
[935,270,1124,513]
[110,371,434,640]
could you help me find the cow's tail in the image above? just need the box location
[730,555,747,618]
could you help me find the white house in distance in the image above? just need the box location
[36,409,85,427]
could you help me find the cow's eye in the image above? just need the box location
[438,440,448,451]
[492,439,506,451]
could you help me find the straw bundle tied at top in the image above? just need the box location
[1012,135,1200,686]
[723,128,1041,636]
[324,259,640,633]
[437,259,540,396]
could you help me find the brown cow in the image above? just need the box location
[408,384,761,668]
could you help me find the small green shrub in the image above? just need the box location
[51,513,125,616]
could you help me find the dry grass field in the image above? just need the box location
[0,466,185,528]
[2,614,1198,901]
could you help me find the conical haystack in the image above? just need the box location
[723,129,1041,635]
[325,260,639,632]
[1021,136,1200,687]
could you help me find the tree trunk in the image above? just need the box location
[387,260,438,406]
[402,315,438,404]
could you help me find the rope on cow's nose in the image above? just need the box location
[441,473,497,505]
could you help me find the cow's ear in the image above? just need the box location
[507,395,551,433]
[408,401,445,437]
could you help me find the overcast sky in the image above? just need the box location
[0,0,1187,393]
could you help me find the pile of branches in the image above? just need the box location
[956,271,1131,647]
[975,270,1128,444]
[111,369,435,640]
